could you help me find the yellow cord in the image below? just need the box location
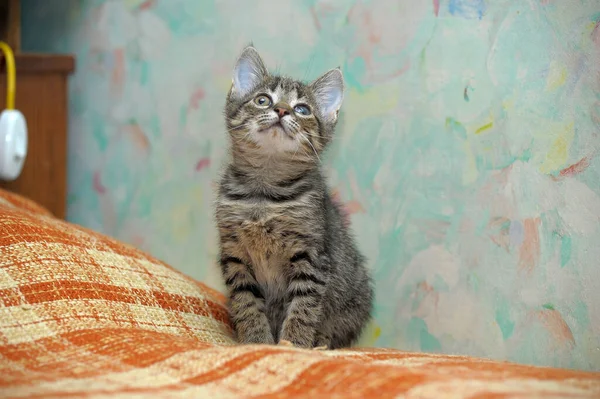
[0,41,16,110]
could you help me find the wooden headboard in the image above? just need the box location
[0,55,75,219]
[0,0,75,219]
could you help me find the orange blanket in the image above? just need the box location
[0,189,598,398]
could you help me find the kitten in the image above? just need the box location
[215,46,373,349]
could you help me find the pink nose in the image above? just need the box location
[274,107,290,118]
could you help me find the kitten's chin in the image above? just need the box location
[251,126,299,155]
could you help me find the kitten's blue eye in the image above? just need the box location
[293,104,311,116]
[254,94,272,107]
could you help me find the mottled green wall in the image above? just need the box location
[22,0,600,370]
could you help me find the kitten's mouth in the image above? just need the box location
[260,121,293,138]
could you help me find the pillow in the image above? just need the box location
[0,189,234,347]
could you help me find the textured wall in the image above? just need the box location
[22,0,600,370]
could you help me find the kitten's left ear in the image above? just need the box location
[231,46,268,99]
[310,68,344,121]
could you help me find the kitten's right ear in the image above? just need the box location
[231,46,268,99]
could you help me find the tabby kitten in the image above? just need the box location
[215,46,373,349]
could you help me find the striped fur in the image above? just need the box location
[215,46,373,349]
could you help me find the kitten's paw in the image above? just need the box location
[237,332,275,346]
[278,340,327,350]
[278,339,295,347]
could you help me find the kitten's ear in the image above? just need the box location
[231,46,268,98]
[310,68,344,121]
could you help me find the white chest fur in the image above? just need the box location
[223,203,292,299]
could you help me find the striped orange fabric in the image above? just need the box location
[0,189,599,399]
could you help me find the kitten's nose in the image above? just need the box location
[274,105,291,118]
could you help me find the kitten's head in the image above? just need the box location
[225,46,344,164]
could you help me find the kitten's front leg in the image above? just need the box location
[221,255,274,345]
[280,252,328,348]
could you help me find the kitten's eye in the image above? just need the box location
[254,94,272,107]
[293,104,311,116]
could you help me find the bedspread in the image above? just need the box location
[0,189,599,399]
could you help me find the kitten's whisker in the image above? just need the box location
[292,143,301,161]
[229,123,252,132]
[303,129,337,144]
[241,132,252,142]
[301,147,313,161]
[299,132,321,163]
[301,131,320,138]
[230,131,254,146]
[293,142,312,162]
